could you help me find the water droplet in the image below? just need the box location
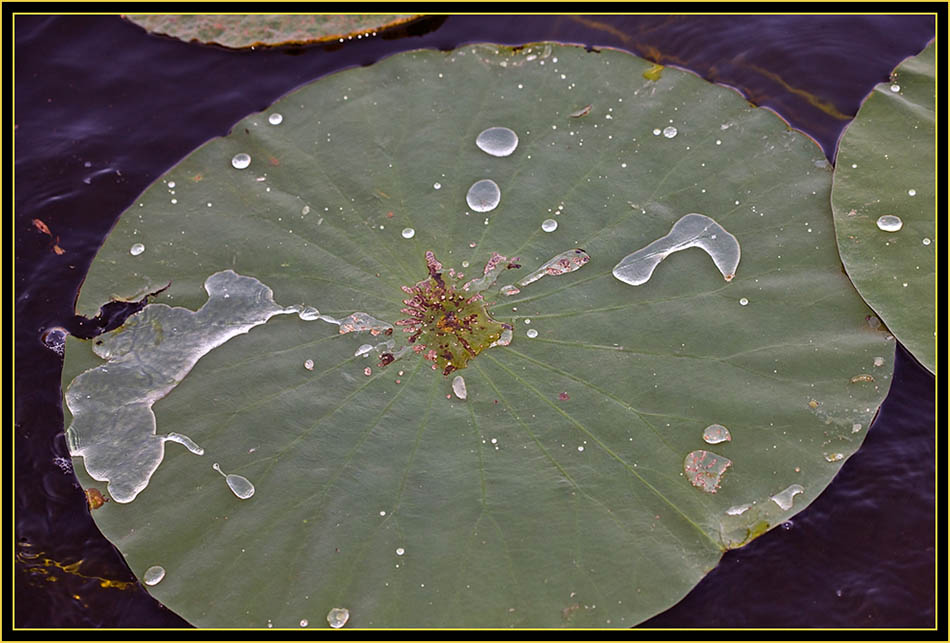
[852,423,863,433]
[612,213,740,285]
[466,179,501,213]
[167,181,176,188]
[702,424,732,444]
[304,359,314,370]
[41,326,68,356]
[577,446,584,452]
[401,227,415,239]
[475,127,519,157]
[890,83,901,92]
[298,306,321,321]
[922,238,932,246]
[499,285,520,296]
[395,547,406,556]
[683,450,732,493]
[164,432,204,455]
[652,128,661,136]
[130,243,145,256]
[143,565,166,586]
[739,298,749,306]
[569,104,592,118]
[526,329,538,338]
[873,356,885,367]
[212,463,255,499]
[231,153,251,170]
[662,126,678,138]
[363,367,372,377]
[326,608,350,629]
[824,452,844,462]
[770,484,804,510]
[452,375,467,400]
[725,504,751,516]
[355,344,373,357]
[908,188,917,196]
[268,113,283,125]
[433,182,442,190]
[876,215,903,232]
[541,218,558,232]
[518,248,590,287]
[299,619,308,627]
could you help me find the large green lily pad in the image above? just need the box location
[124,14,419,48]
[64,43,893,628]
[830,40,935,373]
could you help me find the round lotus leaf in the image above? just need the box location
[63,43,893,628]
[124,14,419,48]
[830,40,935,374]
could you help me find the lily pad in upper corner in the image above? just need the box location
[831,40,935,374]
[124,14,420,48]
[63,43,894,628]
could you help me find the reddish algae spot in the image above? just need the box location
[558,392,570,401]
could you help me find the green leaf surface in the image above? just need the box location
[64,43,893,628]
[830,40,936,373]
[124,14,419,48]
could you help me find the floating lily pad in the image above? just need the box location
[124,14,419,48]
[63,43,893,628]
[830,40,935,373]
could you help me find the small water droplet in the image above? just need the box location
[143,565,166,586]
[890,83,901,92]
[268,113,283,125]
[702,424,732,444]
[541,218,558,232]
[577,445,584,452]
[873,356,885,367]
[433,182,442,190]
[908,188,917,196]
[770,483,804,510]
[326,608,349,629]
[231,153,251,170]
[401,227,415,239]
[652,128,661,136]
[452,375,467,400]
[739,298,749,306]
[466,179,501,213]
[395,547,405,556]
[500,285,520,296]
[526,329,539,338]
[725,503,751,516]
[475,127,519,157]
[130,243,145,256]
[299,619,308,627]
[683,450,732,493]
[167,181,176,188]
[876,215,903,232]
[304,359,314,370]
[212,463,255,499]
[852,423,863,433]
[662,126,678,138]
[355,344,373,357]
[922,237,932,246]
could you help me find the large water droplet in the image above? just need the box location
[452,375,467,400]
[231,153,251,170]
[466,179,501,213]
[613,213,740,285]
[268,113,283,125]
[683,449,732,493]
[143,565,166,586]
[213,463,255,499]
[298,306,321,321]
[876,215,903,232]
[702,424,731,444]
[326,607,350,628]
[401,227,415,239]
[662,126,678,138]
[517,248,590,287]
[475,127,519,157]
[541,218,558,232]
[770,483,804,510]
[130,243,145,256]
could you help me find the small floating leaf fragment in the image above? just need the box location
[466,179,501,213]
[475,127,519,157]
[451,375,467,400]
[212,463,255,499]
[612,213,740,286]
[643,63,664,81]
[683,450,732,493]
[143,565,166,586]
[268,112,283,125]
[569,104,592,118]
[702,424,732,445]
[517,248,590,287]
[824,452,845,462]
[401,227,415,239]
[326,608,350,629]
[231,153,251,170]
[876,215,903,232]
[770,483,804,510]
[850,373,875,383]
[85,488,109,510]
[130,243,145,256]
[541,218,558,232]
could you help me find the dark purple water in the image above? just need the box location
[14,14,937,629]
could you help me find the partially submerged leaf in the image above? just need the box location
[830,40,935,373]
[124,14,419,48]
[64,43,892,627]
